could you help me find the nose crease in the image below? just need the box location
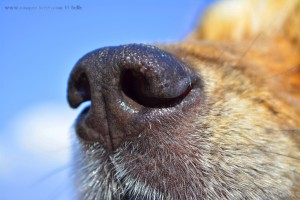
[101,94,116,153]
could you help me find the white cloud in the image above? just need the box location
[0,102,79,198]
[10,102,78,163]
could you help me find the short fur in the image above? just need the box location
[71,0,300,199]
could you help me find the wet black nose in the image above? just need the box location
[68,44,201,153]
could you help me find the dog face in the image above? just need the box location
[67,1,300,199]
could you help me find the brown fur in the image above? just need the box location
[162,0,300,197]
[71,0,300,199]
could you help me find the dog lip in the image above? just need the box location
[74,106,102,142]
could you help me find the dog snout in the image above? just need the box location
[68,44,202,153]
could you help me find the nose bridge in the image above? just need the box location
[67,44,201,153]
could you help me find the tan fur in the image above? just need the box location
[188,0,300,120]
[190,0,300,48]
[162,0,300,198]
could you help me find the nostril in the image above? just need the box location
[75,73,91,101]
[68,71,91,108]
[121,69,144,105]
[121,69,193,108]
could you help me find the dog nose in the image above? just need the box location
[68,44,202,153]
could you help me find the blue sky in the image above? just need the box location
[0,0,214,199]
